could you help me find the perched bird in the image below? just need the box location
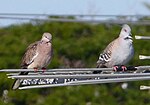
[12,32,53,90]
[95,24,134,73]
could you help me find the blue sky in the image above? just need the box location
[0,0,150,26]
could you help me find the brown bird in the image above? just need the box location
[12,32,53,90]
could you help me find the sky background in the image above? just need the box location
[0,0,150,26]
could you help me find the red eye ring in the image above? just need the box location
[124,29,127,32]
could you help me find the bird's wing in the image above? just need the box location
[97,38,118,67]
[20,41,39,68]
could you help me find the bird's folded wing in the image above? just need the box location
[97,39,117,65]
[21,41,39,68]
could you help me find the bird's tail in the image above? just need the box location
[96,63,101,68]
[12,71,28,90]
[12,79,23,90]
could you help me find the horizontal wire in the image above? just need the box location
[1,66,150,73]
[9,73,150,79]
[140,85,150,90]
[139,55,150,60]
[0,13,149,17]
[6,71,92,76]
[0,16,150,25]
[0,68,113,72]
[135,35,150,40]
[19,76,150,90]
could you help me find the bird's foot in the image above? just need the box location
[113,65,119,72]
[121,65,127,71]
[42,67,46,73]
[33,67,38,72]
[113,65,127,72]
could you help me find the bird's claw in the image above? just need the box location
[121,65,127,71]
[113,66,119,72]
[33,67,38,72]
[42,67,46,73]
[113,65,127,72]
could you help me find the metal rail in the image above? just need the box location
[1,66,150,73]
[135,35,150,40]
[1,66,150,90]
[9,73,150,79]
[139,55,150,60]
[6,71,92,76]
[0,68,112,72]
[0,13,148,17]
[0,15,150,25]
[140,85,150,90]
[19,76,150,90]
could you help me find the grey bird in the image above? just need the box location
[95,24,134,73]
[12,32,53,90]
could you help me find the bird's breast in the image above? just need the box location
[38,43,52,53]
[111,43,134,65]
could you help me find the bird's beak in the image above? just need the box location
[128,35,133,39]
[124,35,133,40]
[45,40,51,44]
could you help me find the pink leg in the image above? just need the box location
[42,67,46,73]
[113,65,127,72]
[33,67,38,72]
[121,65,127,71]
[113,66,119,72]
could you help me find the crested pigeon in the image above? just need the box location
[95,24,134,73]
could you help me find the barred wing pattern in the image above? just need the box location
[96,39,116,68]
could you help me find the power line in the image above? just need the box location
[0,13,150,25]
[0,13,149,17]
[0,16,150,25]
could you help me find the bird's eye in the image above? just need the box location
[124,29,127,32]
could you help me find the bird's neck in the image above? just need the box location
[119,38,133,47]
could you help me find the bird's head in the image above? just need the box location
[119,24,133,42]
[41,32,52,42]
